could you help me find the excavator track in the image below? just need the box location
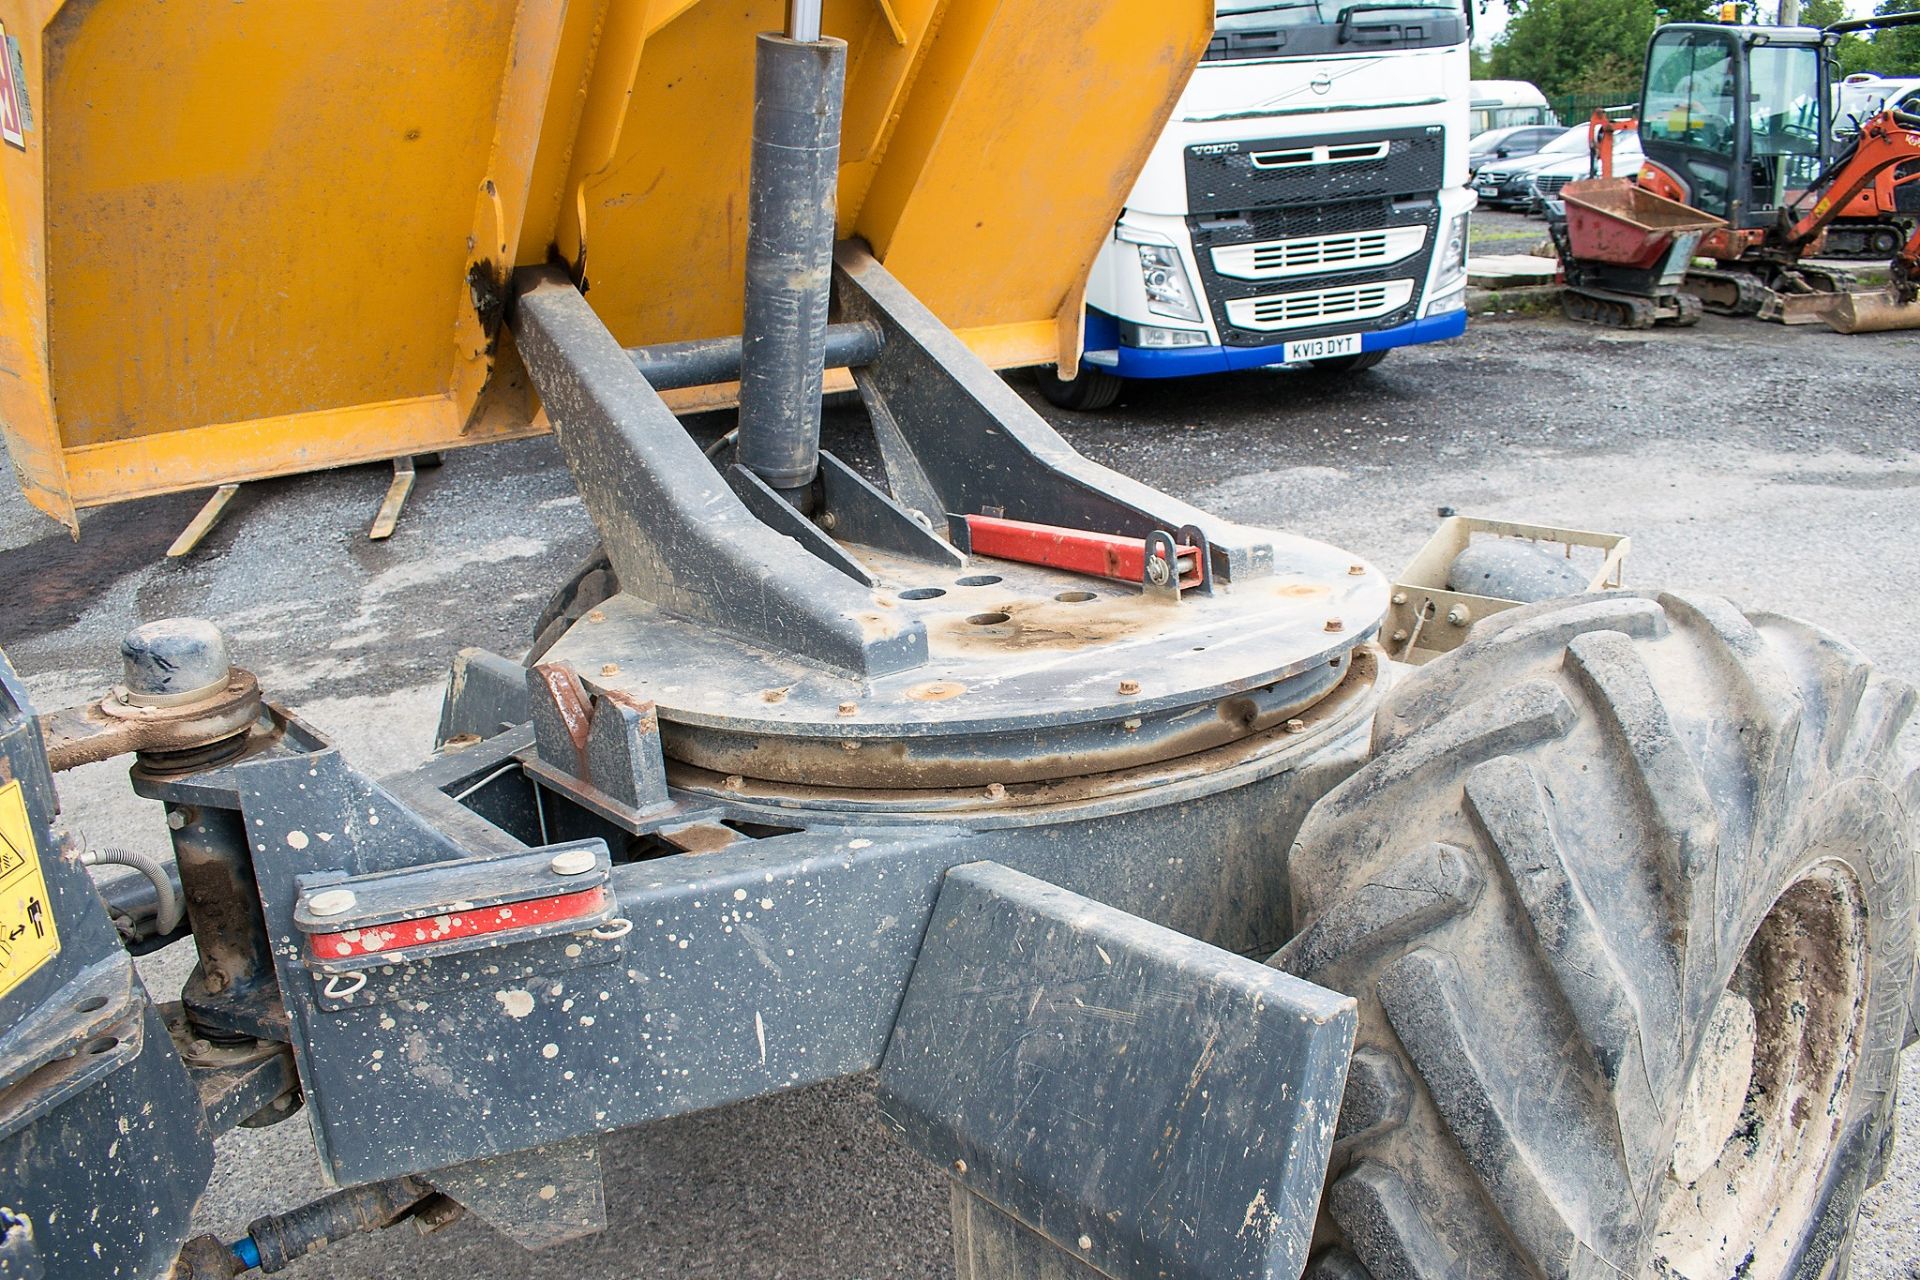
[1684,269,1769,317]
[1824,220,1912,259]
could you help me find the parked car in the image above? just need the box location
[1469,124,1565,177]
[1473,123,1639,210]
[1525,132,1644,211]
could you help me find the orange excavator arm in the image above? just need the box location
[1789,109,1920,299]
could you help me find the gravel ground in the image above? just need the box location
[2,306,1918,1278]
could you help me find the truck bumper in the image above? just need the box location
[1089,307,1468,380]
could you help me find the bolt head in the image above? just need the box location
[1348,563,1366,576]
[1146,558,1172,585]
[1117,679,1141,695]
[985,782,1008,800]
[309,889,357,918]
[1391,591,1408,605]
[600,663,620,677]
[1284,718,1307,734]
[837,702,859,717]
[1324,618,1345,633]
[820,511,839,532]
[550,848,598,877]
[1447,605,1471,627]
[166,809,188,831]
[1077,1235,1093,1252]
[952,1158,968,1175]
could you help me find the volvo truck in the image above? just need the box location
[1039,0,1474,409]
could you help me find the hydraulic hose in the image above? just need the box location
[82,846,184,935]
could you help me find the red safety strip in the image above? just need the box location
[308,886,611,961]
[963,515,1199,587]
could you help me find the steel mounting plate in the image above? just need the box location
[544,535,1387,788]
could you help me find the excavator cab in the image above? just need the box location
[1638,23,1831,230]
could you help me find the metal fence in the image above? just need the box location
[1549,91,1641,125]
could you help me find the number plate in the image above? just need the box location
[1284,333,1361,364]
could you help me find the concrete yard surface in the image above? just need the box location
[1,307,1917,1277]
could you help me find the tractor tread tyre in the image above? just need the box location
[1281,590,1918,1280]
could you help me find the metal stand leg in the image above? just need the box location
[369,456,418,541]
[167,483,242,557]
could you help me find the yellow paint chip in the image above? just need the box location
[0,781,59,998]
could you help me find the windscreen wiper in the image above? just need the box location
[1336,2,1445,41]
[1216,0,1320,17]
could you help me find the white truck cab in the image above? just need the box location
[1042,0,1474,409]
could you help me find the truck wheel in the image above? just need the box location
[1278,590,1918,1280]
[1034,363,1124,412]
[527,545,616,665]
[1311,350,1388,374]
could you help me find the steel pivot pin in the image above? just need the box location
[309,889,357,918]
[550,848,598,877]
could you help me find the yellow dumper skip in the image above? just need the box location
[0,0,1210,530]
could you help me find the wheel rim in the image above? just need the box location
[1652,862,1870,1279]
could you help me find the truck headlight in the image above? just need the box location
[1138,244,1203,323]
[1431,211,1470,293]
[1120,321,1211,349]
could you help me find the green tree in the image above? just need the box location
[1486,0,1656,97]
[1862,0,1920,73]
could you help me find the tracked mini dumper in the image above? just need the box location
[0,3,1916,1279]
[1548,178,1720,329]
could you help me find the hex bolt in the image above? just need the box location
[1146,557,1172,586]
[837,701,858,717]
[1392,629,1410,643]
[601,663,620,676]
[1324,618,1345,633]
[1391,591,1408,605]
[1284,718,1307,734]
[1447,605,1471,627]
[550,848,598,877]
[308,889,357,919]
[819,511,839,532]
[985,782,1007,800]
[1348,563,1366,576]
[166,809,189,831]
[1117,679,1141,695]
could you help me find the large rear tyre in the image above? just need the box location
[1277,590,1918,1280]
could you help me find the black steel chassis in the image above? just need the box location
[0,238,1387,1280]
[0,19,1400,1277]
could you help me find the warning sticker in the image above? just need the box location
[0,24,24,150]
[0,781,58,998]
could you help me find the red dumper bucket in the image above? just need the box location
[1561,177,1725,284]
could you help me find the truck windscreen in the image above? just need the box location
[1209,0,1468,59]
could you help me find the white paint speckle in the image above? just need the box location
[542,1043,559,1059]
[285,830,310,850]
[495,990,536,1019]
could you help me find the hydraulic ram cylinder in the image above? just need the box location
[735,31,847,510]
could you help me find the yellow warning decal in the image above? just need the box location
[0,780,58,998]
